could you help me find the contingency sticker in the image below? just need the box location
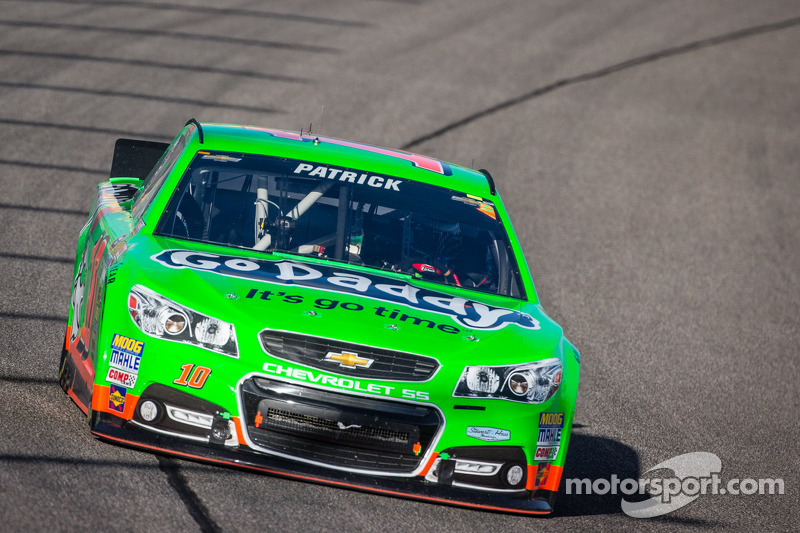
[201,154,242,163]
[534,462,551,488]
[109,334,143,373]
[108,385,127,413]
[466,427,511,442]
[537,412,563,446]
[535,412,564,461]
[535,445,559,461]
[106,367,137,388]
[451,195,497,219]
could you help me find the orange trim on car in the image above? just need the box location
[91,384,139,420]
[526,464,537,490]
[540,464,563,492]
[527,462,564,491]
[419,451,439,477]
[232,416,247,445]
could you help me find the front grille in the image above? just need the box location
[263,407,415,452]
[241,377,442,473]
[258,330,440,381]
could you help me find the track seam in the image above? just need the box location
[158,456,222,533]
[0,312,66,322]
[0,252,73,264]
[12,0,368,27]
[0,158,105,175]
[0,20,339,54]
[0,81,282,115]
[0,202,89,216]
[402,15,800,149]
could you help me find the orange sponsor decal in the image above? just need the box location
[91,384,139,420]
[540,464,563,491]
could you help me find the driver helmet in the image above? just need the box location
[407,215,462,269]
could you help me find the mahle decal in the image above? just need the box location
[109,334,143,373]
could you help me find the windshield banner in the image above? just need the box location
[152,250,540,331]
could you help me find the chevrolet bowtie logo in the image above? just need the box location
[324,351,373,369]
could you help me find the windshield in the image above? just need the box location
[156,152,524,298]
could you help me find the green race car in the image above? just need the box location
[60,120,580,515]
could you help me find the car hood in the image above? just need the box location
[118,240,565,367]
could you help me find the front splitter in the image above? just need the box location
[91,417,556,516]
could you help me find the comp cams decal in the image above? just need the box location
[152,250,540,331]
[106,367,137,388]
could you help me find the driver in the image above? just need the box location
[404,215,464,286]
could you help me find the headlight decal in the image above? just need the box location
[453,358,561,404]
[128,285,238,358]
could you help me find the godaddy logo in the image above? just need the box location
[152,250,540,331]
[565,452,785,518]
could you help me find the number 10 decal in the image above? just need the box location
[174,364,211,388]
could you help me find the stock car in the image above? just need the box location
[60,119,580,515]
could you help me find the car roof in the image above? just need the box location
[193,123,496,198]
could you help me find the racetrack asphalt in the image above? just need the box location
[0,1,798,531]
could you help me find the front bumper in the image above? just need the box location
[91,407,559,515]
